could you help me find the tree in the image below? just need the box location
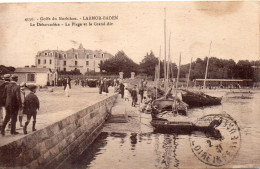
[139,51,159,77]
[0,65,15,76]
[100,51,138,77]
[233,60,254,79]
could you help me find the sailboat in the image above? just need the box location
[150,9,188,123]
[180,41,222,108]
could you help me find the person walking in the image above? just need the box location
[1,74,22,136]
[0,74,10,129]
[65,78,71,97]
[119,82,125,99]
[23,85,39,134]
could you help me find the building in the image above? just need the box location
[15,67,57,86]
[194,79,253,87]
[35,44,113,74]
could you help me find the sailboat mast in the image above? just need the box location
[174,52,181,111]
[164,8,167,91]
[186,57,193,88]
[156,46,161,99]
[176,52,181,89]
[203,41,212,89]
[167,32,171,82]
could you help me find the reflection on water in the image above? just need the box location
[70,91,260,168]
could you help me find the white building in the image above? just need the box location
[35,44,113,74]
[15,67,57,86]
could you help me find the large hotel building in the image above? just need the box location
[35,44,113,74]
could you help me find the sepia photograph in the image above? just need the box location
[0,1,259,168]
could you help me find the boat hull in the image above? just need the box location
[181,90,222,108]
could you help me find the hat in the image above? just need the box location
[11,74,18,79]
[27,85,37,91]
[3,74,11,80]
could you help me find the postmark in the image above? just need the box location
[189,114,241,166]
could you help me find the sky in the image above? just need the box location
[0,1,259,67]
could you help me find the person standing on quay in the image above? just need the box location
[23,85,39,134]
[0,74,11,129]
[119,82,125,99]
[18,82,26,127]
[1,75,22,136]
[139,86,144,103]
[131,85,138,107]
[98,77,104,95]
[103,78,109,96]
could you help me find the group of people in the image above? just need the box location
[0,74,40,136]
[75,78,89,87]
[98,77,110,96]
[119,79,148,107]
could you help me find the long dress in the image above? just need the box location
[65,83,70,97]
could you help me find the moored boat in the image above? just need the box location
[180,89,222,108]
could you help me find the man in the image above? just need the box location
[139,87,144,103]
[98,77,104,95]
[119,82,125,99]
[1,74,22,135]
[103,78,109,96]
[0,74,11,129]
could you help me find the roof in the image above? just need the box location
[195,79,252,82]
[15,67,51,73]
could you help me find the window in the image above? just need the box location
[75,61,78,66]
[64,61,66,66]
[50,59,52,64]
[75,54,78,59]
[86,61,89,66]
[27,73,35,82]
[87,68,89,72]
[63,68,66,71]
[86,54,89,59]
[102,53,104,58]
[45,52,48,56]
[64,54,67,59]
[50,52,52,56]
[94,55,96,58]
[38,59,41,64]
[44,59,46,64]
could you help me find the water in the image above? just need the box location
[71,90,260,168]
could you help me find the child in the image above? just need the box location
[23,85,40,134]
[124,88,130,101]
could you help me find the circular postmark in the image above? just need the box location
[189,114,241,166]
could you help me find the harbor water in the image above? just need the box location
[70,90,260,168]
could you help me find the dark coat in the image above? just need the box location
[131,89,138,102]
[103,80,108,93]
[23,92,40,115]
[0,80,9,107]
[3,81,22,111]
[63,78,71,90]
[119,83,125,93]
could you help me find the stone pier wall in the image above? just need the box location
[0,94,118,169]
